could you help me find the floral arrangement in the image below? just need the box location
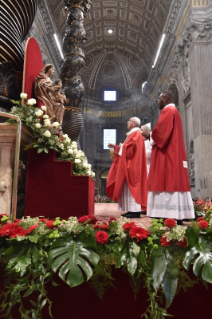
[7,93,95,178]
[1,210,212,319]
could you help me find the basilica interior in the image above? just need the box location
[1,0,212,200]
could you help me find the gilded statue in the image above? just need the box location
[35,64,66,128]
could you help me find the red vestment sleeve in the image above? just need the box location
[152,107,174,149]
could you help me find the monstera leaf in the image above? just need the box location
[115,242,137,275]
[150,245,166,291]
[49,238,100,287]
[183,232,212,284]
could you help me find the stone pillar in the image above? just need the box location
[190,39,212,197]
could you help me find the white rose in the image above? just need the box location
[73,149,78,154]
[75,153,81,159]
[43,130,51,137]
[35,123,41,129]
[53,122,60,128]
[87,170,91,176]
[27,98,36,105]
[65,137,71,143]
[20,93,27,99]
[82,163,88,168]
[75,159,81,164]
[59,143,64,149]
[71,143,77,149]
[67,148,73,154]
[91,172,95,177]
[87,164,91,169]
[62,134,68,138]
[41,105,47,111]
[35,110,43,117]
[43,115,49,119]
[44,119,51,126]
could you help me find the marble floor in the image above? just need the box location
[94,203,152,229]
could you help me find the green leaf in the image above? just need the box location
[37,148,43,154]
[49,238,100,287]
[44,148,49,153]
[185,226,198,247]
[137,249,147,267]
[162,271,178,309]
[115,243,137,275]
[150,245,166,291]
[183,235,212,283]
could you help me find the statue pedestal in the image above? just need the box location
[0,124,33,215]
[25,149,95,219]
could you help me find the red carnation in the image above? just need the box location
[129,226,150,242]
[46,220,56,229]
[10,227,27,238]
[0,222,20,237]
[178,237,187,248]
[26,225,37,234]
[95,231,109,244]
[164,219,176,228]
[123,222,136,231]
[198,220,209,229]
[101,224,109,230]
[160,236,173,247]
[93,225,101,229]
[197,217,204,221]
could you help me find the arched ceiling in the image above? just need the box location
[46,0,173,99]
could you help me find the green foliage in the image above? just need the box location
[49,237,100,287]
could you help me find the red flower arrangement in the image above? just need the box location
[164,219,176,228]
[198,220,209,229]
[129,226,150,243]
[95,231,109,244]
[160,236,173,247]
[197,217,204,221]
[93,224,109,230]
[178,237,187,248]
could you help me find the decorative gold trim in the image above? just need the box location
[67,5,84,12]
[65,106,82,112]
[65,52,85,59]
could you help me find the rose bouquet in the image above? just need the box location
[7,94,95,178]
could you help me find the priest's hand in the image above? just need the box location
[108,143,115,148]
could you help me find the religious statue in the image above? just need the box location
[34,64,66,129]
[181,76,190,93]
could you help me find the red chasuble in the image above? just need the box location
[106,130,147,209]
[148,105,190,192]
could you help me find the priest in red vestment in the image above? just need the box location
[106,117,147,218]
[142,90,194,224]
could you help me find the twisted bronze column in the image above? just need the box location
[60,0,91,148]
[0,0,37,106]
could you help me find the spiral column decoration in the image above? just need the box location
[60,0,91,148]
[0,0,37,106]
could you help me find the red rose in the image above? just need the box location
[78,215,97,224]
[178,237,187,248]
[109,217,117,223]
[123,222,136,231]
[95,231,109,244]
[198,220,209,229]
[101,224,109,230]
[46,220,56,229]
[26,225,37,234]
[129,226,150,242]
[197,217,204,221]
[160,236,173,247]
[164,219,176,228]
